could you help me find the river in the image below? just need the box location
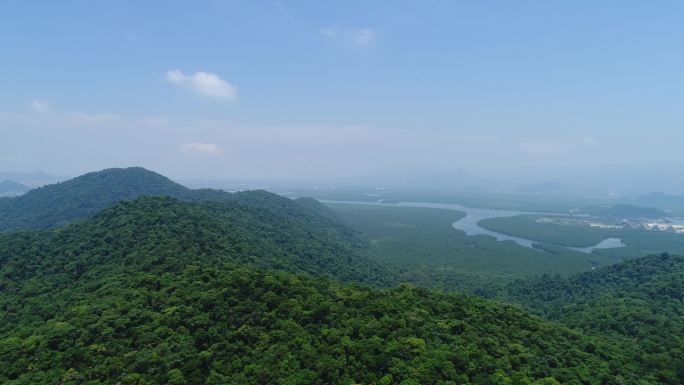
[323,200,626,254]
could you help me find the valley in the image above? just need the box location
[0,168,682,384]
[5,4,684,383]
[479,214,684,258]
[324,200,631,254]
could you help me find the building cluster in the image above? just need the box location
[537,216,684,234]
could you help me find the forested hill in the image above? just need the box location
[578,204,666,219]
[0,196,388,287]
[0,197,644,384]
[0,180,30,196]
[508,253,684,384]
[0,167,194,231]
[0,167,364,235]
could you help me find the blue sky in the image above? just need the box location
[2,1,684,182]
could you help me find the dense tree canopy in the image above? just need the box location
[0,198,643,384]
[0,167,195,231]
[0,180,30,196]
[507,253,684,384]
[0,196,394,288]
[2,168,682,384]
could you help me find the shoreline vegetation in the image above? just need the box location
[0,168,682,384]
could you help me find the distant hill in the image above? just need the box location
[0,166,385,283]
[508,253,684,384]
[0,180,29,197]
[0,167,195,231]
[0,170,58,187]
[0,196,643,384]
[579,204,666,219]
[395,168,502,192]
[635,192,684,211]
[0,166,380,234]
[513,182,572,194]
[0,196,387,285]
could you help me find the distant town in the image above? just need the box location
[537,215,684,234]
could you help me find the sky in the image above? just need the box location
[2,1,684,185]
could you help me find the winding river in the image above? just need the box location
[323,200,626,254]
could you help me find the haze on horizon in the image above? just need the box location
[2,1,684,192]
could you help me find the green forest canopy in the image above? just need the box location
[0,196,649,384]
[1,168,683,384]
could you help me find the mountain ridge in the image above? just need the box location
[0,180,30,197]
[0,167,193,231]
[507,253,684,384]
[0,195,644,384]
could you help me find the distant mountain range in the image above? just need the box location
[0,170,58,187]
[634,192,684,212]
[512,182,572,194]
[508,253,684,382]
[0,167,379,237]
[0,167,194,231]
[0,180,30,197]
[0,167,658,384]
[579,203,667,220]
[488,162,684,194]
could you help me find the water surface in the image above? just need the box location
[568,237,626,253]
[323,200,625,254]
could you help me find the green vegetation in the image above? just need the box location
[2,196,395,287]
[326,204,609,294]
[507,253,684,384]
[0,167,194,231]
[0,167,374,236]
[479,214,684,257]
[0,180,29,196]
[479,215,608,247]
[0,197,646,384]
[325,202,684,383]
[578,204,666,219]
[3,168,683,384]
[292,187,614,213]
[635,192,684,215]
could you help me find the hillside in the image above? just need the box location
[0,198,644,384]
[513,182,572,194]
[0,167,366,235]
[0,167,194,231]
[635,192,684,214]
[0,196,389,287]
[478,213,684,258]
[0,180,30,197]
[507,253,684,384]
[0,170,57,187]
[326,203,615,295]
[578,204,666,220]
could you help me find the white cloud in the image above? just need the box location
[352,28,377,46]
[166,70,238,100]
[518,136,599,155]
[4,104,654,183]
[518,141,571,154]
[166,69,186,84]
[274,1,287,14]
[133,116,169,127]
[68,112,119,125]
[583,136,598,145]
[30,100,51,113]
[321,28,338,38]
[180,142,222,156]
[321,27,377,46]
